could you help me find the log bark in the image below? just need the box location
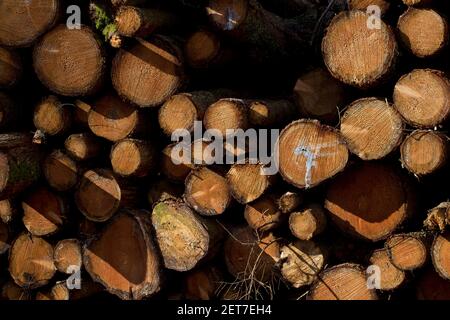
[248,99,296,127]
[280,240,326,288]
[65,133,102,161]
[322,11,398,88]
[204,98,248,136]
[385,232,430,271]
[43,150,79,191]
[0,143,41,200]
[431,231,450,280]
[33,96,72,136]
[307,263,378,300]
[423,202,450,233]
[22,187,67,236]
[397,8,448,58]
[340,97,404,160]
[75,168,132,222]
[184,167,231,216]
[0,92,20,130]
[369,248,406,291]
[0,47,22,88]
[244,194,284,232]
[393,69,450,128]
[400,130,448,176]
[111,38,184,107]
[289,204,327,241]
[159,91,219,136]
[115,6,177,38]
[110,139,156,177]
[0,0,60,47]
[278,119,349,189]
[83,209,162,300]
[33,25,105,96]
[325,162,414,241]
[88,93,149,142]
[151,199,224,271]
[294,68,345,124]
[227,162,274,204]
[8,233,56,289]
[54,239,82,274]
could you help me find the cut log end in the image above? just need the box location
[43,150,78,192]
[325,162,413,242]
[54,239,82,274]
[393,69,450,128]
[398,8,448,58]
[348,0,391,15]
[278,119,349,189]
[322,11,397,88]
[431,231,450,280]
[385,233,428,271]
[204,99,248,136]
[185,30,221,68]
[75,169,121,222]
[9,233,56,289]
[33,96,72,136]
[33,25,105,96]
[0,199,16,223]
[111,139,155,177]
[400,130,447,176]
[0,47,22,88]
[244,195,283,232]
[369,248,405,291]
[424,202,450,232]
[184,167,231,216]
[308,263,377,300]
[289,204,327,241]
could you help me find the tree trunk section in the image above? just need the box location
[289,204,327,240]
[43,150,79,191]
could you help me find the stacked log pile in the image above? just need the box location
[0,0,449,301]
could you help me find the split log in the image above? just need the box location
[115,6,177,38]
[33,96,72,136]
[424,202,450,233]
[393,69,450,128]
[54,239,82,274]
[248,99,296,127]
[0,199,17,223]
[0,0,60,47]
[36,282,69,300]
[0,92,19,130]
[65,133,102,161]
[308,263,378,300]
[397,8,448,58]
[75,169,131,222]
[1,280,31,300]
[400,130,448,176]
[348,0,390,15]
[33,25,105,96]
[161,143,192,182]
[83,209,162,300]
[9,233,56,289]
[159,91,218,136]
[224,227,280,284]
[22,187,67,236]
[0,47,22,88]
[340,97,404,160]
[111,38,184,107]
[289,204,327,241]
[322,11,397,88]
[88,93,148,142]
[280,240,326,289]
[110,139,156,177]
[184,265,223,300]
[43,150,78,192]
[385,232,430,271]
[369,248,406,291]
[278,119,349,189]
[184,30,230,68]
[0,143,41,200]
[204,98,248,136]
[293,68,345,124]
[244,194,284,232]
[325,162,414,241]
[184,167,231,216]
[227,162,273,204]
[431,231,450,280]
[275,190,302,214]
[151,199,224,271]
[0,220,9,254]
[416,268,450,300]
